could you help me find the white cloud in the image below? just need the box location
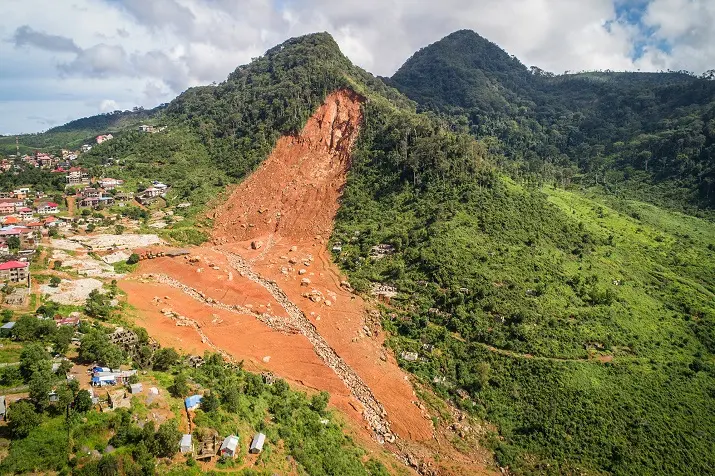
[0,0,713,134]
[99,99,120,112]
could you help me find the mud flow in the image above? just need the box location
[121,90,493,474]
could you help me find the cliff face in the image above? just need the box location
[212,89,364,244]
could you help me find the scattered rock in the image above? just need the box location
[251,240,263,250]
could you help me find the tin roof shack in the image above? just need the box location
[0,321,16,337]
[180,434,193,454]
[220,435,239,458]
[129,383,143,394]
[185,394,203,411]
[249,433,266,454]
[0,395,6,421]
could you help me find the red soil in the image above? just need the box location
[120,89,494,475]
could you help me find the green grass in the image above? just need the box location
[335,170,715,474]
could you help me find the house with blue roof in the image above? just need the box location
[185,394,203,411]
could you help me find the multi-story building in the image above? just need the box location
[66,167,90,186]
[0,260,30,285]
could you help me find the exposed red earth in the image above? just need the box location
[120,90,494,475]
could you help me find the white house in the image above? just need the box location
[249,433,266,454]
[180,434,193,454]
[220,435,239,458]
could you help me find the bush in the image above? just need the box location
[7,400,41,438]
[126,253,140,265]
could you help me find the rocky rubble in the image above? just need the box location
[222,251,396,444]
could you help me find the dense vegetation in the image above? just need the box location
[389,30,715,214]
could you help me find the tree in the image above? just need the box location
[49,276,61,287]
[168,373,189,398]
[52,325,75,355]
[115,224,125,235]
[19,343,51,381]
[200,391,219,413]
[53,260,62,270]
[6,236,20,251]
[1,309,12,323]
[7,400,41,438]
[85,289,112,319]
[29,369,53,411]
[74,389,93,413]
[153,420,181,458]
[127,253,140,265]
[152,347,179,371]
[79,330,124,367]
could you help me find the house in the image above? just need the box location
[0,321,15,337]
[0,241,8,255]
[0,260,30,284]
[96,134,113,144]
[17,208,33,221]
[37,202,59,215]
[249,433,266,454]
[81,144,92,153]
[0,396,5,421]
[2,216,20,226]
[138,124,154,133]
[180,434,193,454]
[129,383,143,394]
[220,435,239,458]
[57,316,80,327]
[98,178,124,190]
[66,167,90,185]
[91,369,137,387]
[0,199,23,215]
[184,394,203,411]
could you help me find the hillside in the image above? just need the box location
[390,30,715,214]
[2,31,715,476]
[0,107,162,155]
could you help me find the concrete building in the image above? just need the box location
[0,260,29,284]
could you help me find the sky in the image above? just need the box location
[1,0,713,135]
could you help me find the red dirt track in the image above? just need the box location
[120,90,493,475]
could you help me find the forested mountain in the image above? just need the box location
[389,30,715,213]
[5,32,715,475]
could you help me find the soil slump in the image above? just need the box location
[121,89,493,474]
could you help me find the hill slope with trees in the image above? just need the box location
[389,30,715,214]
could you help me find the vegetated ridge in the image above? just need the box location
[389,29,715,214]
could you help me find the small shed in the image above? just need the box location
[180,434,193,454]
[0,321,15,337]
[129,383,143,394]
[0,396,6,421]
[149,387,159,395]
[184,394,203,411]
[220,434,239,458]
[249,433,266,454]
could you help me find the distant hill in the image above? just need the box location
[389,30,715,212]
[0,106,163,155]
